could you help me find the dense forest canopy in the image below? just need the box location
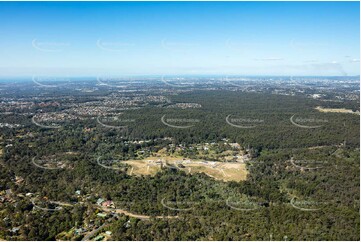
[0,79,359,241]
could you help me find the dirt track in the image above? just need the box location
[100,206,178,220]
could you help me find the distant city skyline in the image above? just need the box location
[0,1,359,77]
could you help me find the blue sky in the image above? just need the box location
[0,1,359,76]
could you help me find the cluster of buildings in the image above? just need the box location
[96,198,115,209]
[0,101,35,111]
[63,94,170,117]
[33,112,79,122]
[68,106,118,117]
[0,101,61,112]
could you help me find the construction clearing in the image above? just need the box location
[123,156,248,182]
[315,106,360,115]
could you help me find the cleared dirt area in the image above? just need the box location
[124,156,248,182]
[125,159,161,176]
[315,106,359,115]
